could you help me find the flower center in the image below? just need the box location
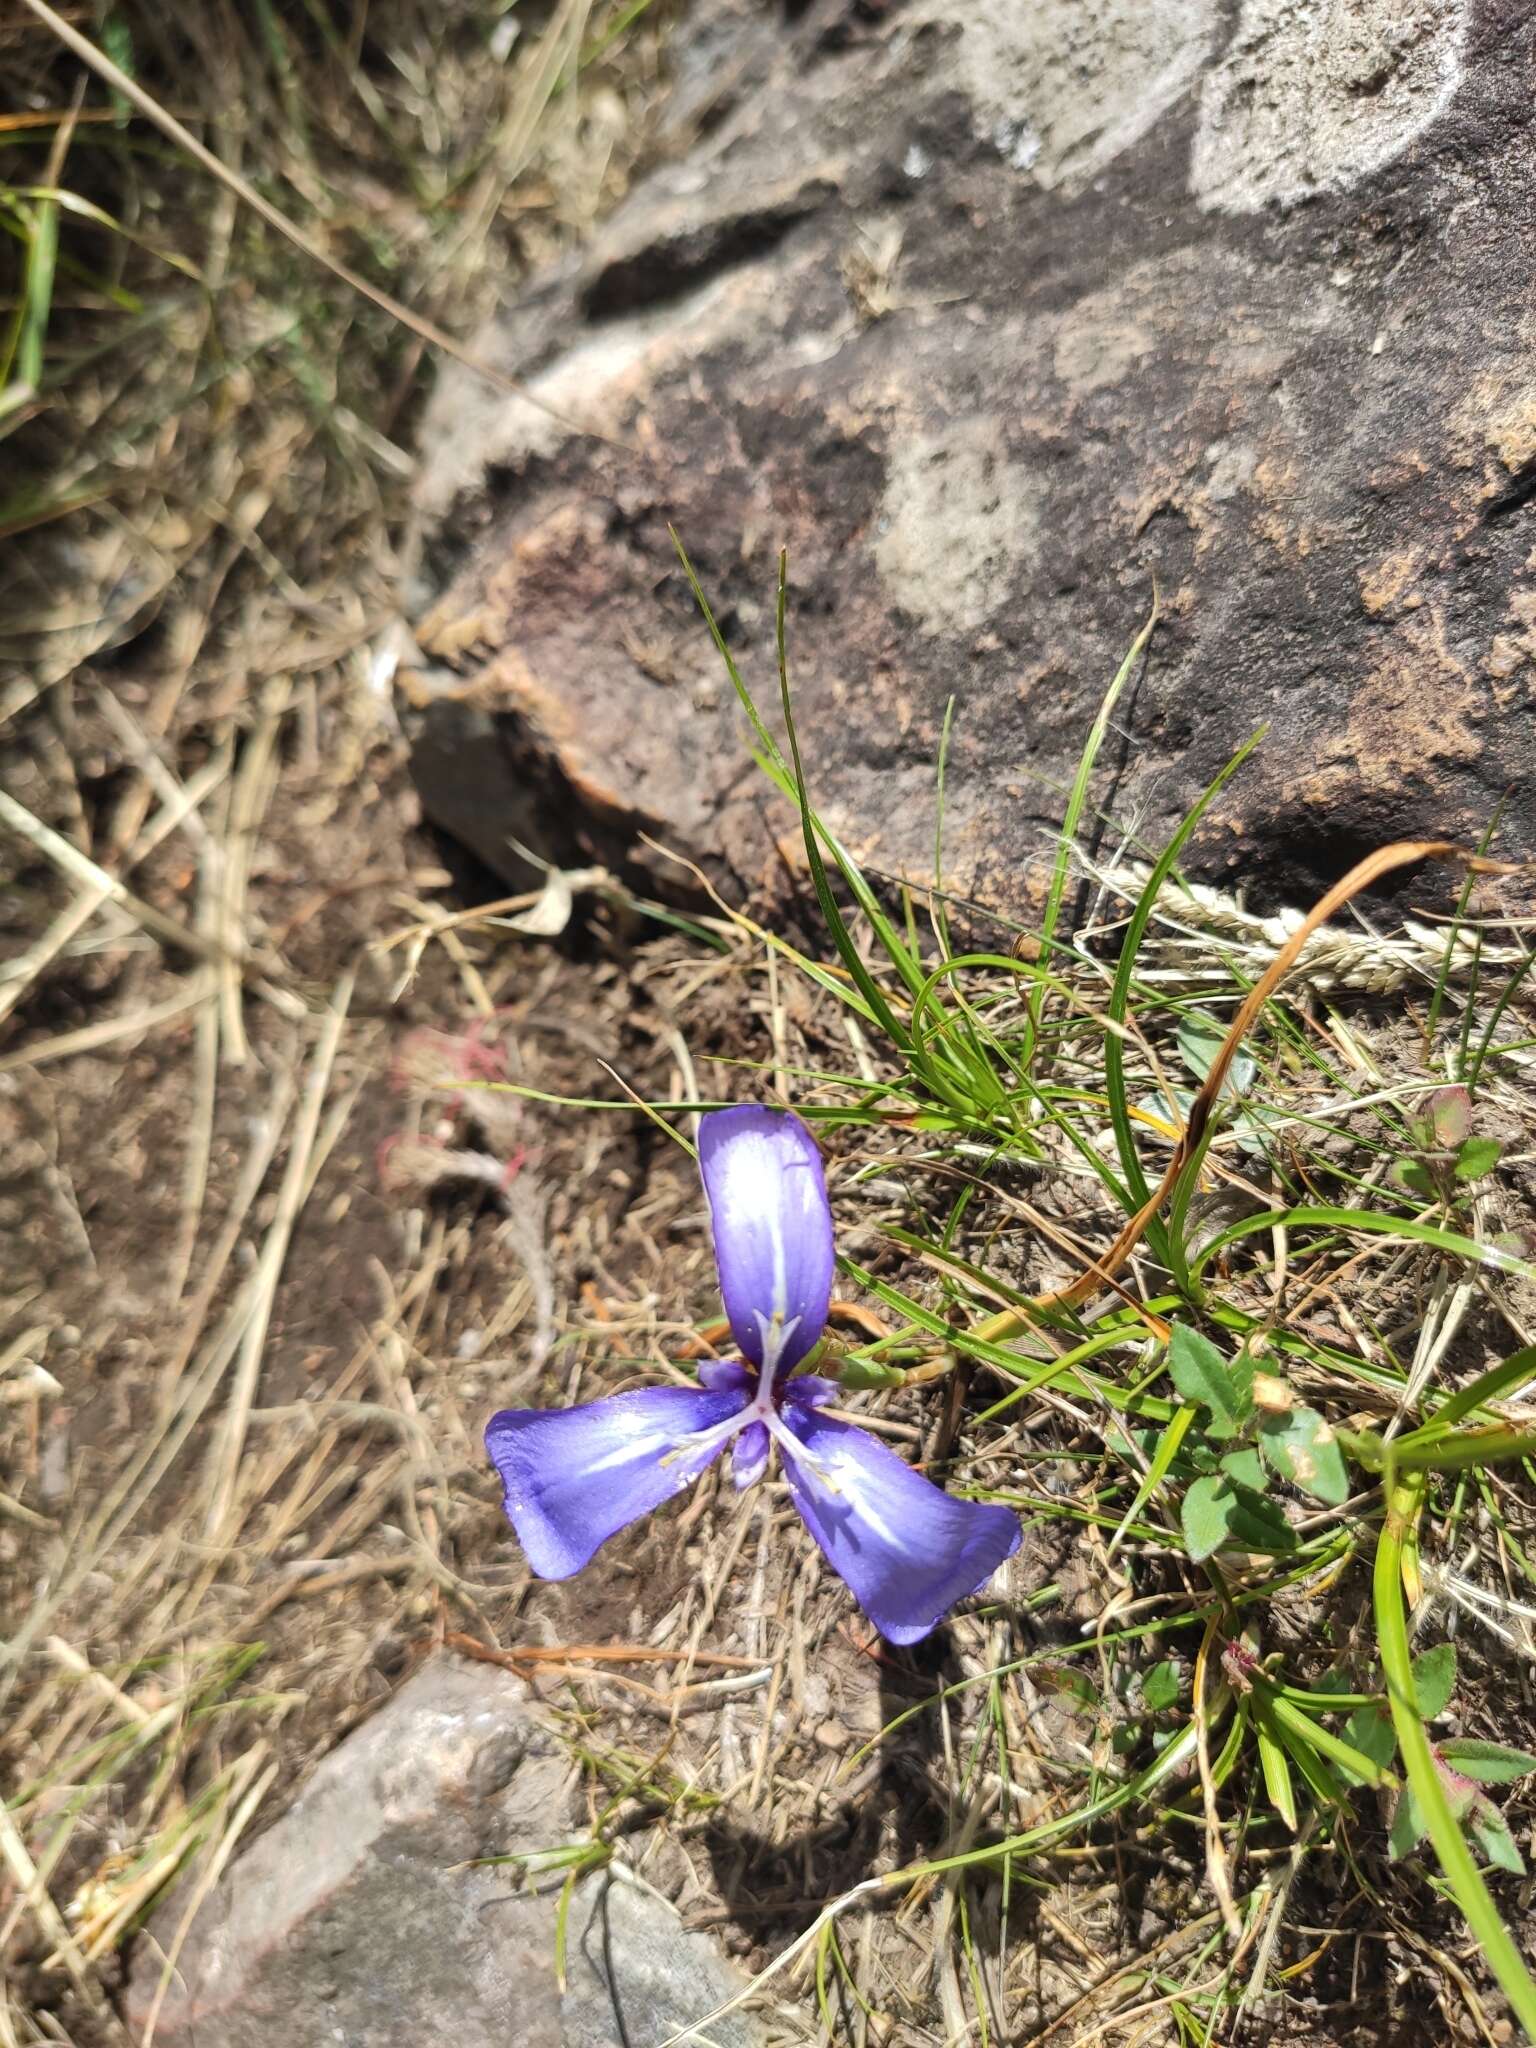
[752,1307,800,1381]
[664,1315,841,1489]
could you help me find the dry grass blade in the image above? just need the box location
[17,0,619,440]
[0,1801,121,2034]
[1087,854,1531,993]
[0,6,693,2040]
[0,750,232,1026]
[202,967,356,1541]
[134,1750,281,2048]
[0,787,229,969]
[0,982,214,1076]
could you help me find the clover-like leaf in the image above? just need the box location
[1181,1475,1233,1561]
[1470,1803,1526,1876]
[1220,1446,1268,1490]
[1175,1013,1226,1083]
[1394,1158,1439,1201]
[1135,1087,1194,1137]
[1181,1474,1296,1562]
[1176,1013,1256,1099]
[1257,1405,1350,1506]
[1454,1136,1502,1182]
[1437,1738,1536,1785]
[1343,1702,1397,1771]
[1389,1783,1427,1860]
[1412,1642,1457,1721]
[1142,1660,1181,1713]
[1167,1326,1254,1440]
[1034,1663,1099,1714]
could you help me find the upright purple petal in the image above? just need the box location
[699,1106,834,1378]
[486,1383,749,1579]
[777,1400,1020,1645]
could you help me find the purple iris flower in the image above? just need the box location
[485,1105,1020,1644]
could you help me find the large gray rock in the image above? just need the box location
[126,1658,768,2048]
[406,0,1536,913]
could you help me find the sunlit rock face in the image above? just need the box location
[408,0,1536,916]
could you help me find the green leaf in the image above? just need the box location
[1308,1666,1358,1700]
[1394,1159,1438,1200]
[1181,1475,1296,1562]
[1454,1136,1502,1182]
[1167,1326,1254,1439]
[1471,1805,1526,1876]
[1374,1473,1536,2034]
[1194,1205,1536,1290]
[1259,1683,1397,1790]
[1343,1702,1398,1771]
[1034,610,1157,1045]
[1175,1014,1226,1083]
[1108,1403,1200,1555]
[1142,1660,1181,1713]
[834,1355,906,1391]
[1413,1643,1457,1722]
[1390,1783,1428,1859]
[1255,1714,1297,1832]
[1437,1739,1536,1785]
[1135,1087,1193,1133]
[1181,1475,1232,1561]
[1257,1406,1350,1505]
[1224,1484,1299,1554]
[1101,730,1266,1229]
[1277,1725,1348,1808]
[1220,1446,1268,1490]
[1175,1012,1256,1098]
[1405,1341,1536,1437]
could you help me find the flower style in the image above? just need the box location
[485,1105,1020,1644]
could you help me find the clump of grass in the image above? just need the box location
[743,571,1536,2040]
[475,542,1536,2044]
[0,0,672,701]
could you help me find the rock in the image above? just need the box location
[404,0,1536,916]
[126,1658,770,2048]
[563,1871,760,2048]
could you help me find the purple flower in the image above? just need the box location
[485,1105,1019,1645]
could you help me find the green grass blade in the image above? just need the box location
[1030,602,1158,1039]
[1106,1400,1196,1556]
[1400,1343,1536,1440]
[1467,949,1536,1093]
[1189,1206,1536,1290]
[1374,1474,1536,2038]
[1102,730,1267,1240]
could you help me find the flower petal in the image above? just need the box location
[778,1403,1020,1644]
[732,1422,769,1491]
[698,1358,754,1396]
[699,1105,834,1377]
[486,1384,748,1578]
